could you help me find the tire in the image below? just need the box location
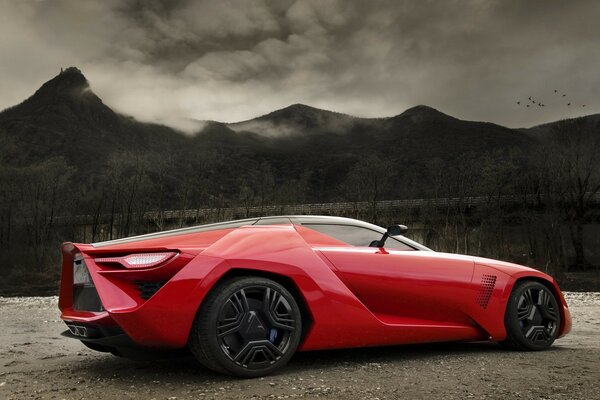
[189,276,303,377]
[502,280,561,351]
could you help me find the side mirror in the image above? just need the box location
[387,225,408,236]
[370,224,409,247]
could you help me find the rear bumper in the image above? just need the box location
[60,307,135,347]
[61,321,134,348]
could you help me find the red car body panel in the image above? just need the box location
[59,223,571,352]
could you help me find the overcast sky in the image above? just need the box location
[0,0,599,131]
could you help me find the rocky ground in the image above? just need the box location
[1,293,599,400]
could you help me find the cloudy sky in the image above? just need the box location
[0,0,598,131]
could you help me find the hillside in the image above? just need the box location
[3,67,597,205]
[524,113,600,139]
[0,68,188,171]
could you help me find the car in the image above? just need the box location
[58,215,572,377]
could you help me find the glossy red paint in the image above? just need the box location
[59,223,571,352]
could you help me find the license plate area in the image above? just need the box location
[72,257,103,312]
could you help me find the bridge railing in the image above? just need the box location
[60,192,600,227]
[144,192,600,223]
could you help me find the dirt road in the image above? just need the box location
[1,293,599,400]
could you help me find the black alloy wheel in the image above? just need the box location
[190,277,302,377]
[502,281,561,351]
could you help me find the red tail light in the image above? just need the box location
[95,252,177,269]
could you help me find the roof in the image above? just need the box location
[92,215,431,251]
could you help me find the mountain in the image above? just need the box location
[0,67,187,171]
[2,66,597,204]
[228,103,379,137]
[524,113,600,139]
[377,105,535,158]
[225,102,535,158]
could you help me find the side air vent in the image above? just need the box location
[476,274,497,309]
[135,281,166,300]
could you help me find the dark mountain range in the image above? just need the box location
[0,67,597,205]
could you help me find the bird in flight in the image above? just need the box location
[567,103,571,106]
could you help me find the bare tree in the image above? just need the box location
[545,119,600,270]
[341,154,394,224]
[13,158,75,271]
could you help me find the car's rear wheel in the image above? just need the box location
[189,276,302,377]
[502,280,561,350]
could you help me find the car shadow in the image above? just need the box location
[66,340,568,382]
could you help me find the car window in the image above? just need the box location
[385,237,416,250]
[304,224,415,250]
[254,217,292,225]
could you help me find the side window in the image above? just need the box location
[383,237,416,251]
[304,224,415,250]
[304,224,382,247]
[254,217,292,225]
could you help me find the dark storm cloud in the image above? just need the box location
[0,0,599,131]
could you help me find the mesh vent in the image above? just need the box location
[475,274,497,309]
[135,281,166,300]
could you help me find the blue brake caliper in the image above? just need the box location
[269,328,278,343]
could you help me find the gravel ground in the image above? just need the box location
[1,293,599,400]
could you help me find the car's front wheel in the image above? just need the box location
[502,280,561,351]
[189,276,302,377]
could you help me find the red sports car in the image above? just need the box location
[59,216,571,377]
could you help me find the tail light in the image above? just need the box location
[95,252,177,269]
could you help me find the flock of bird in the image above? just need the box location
[516,90,586,109]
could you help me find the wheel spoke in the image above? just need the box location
[525,325,550,342]
[539,303,558,322]
[217,300,244,337]
[523,289,533,307]
[537,289,549,307]
[233,340,283,367]
[233,290,249,313]
[517,289,534,321]
[263,288,296,331]
[535,288,558,322]
[217,320,243,337]
[517,307,530,320]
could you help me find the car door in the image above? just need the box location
[300,223,475,326]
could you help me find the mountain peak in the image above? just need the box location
[40,66,90,94]
[262,103,340,120]
[0,66,109,122]
[279,103,319,112]
[61,66,84,75]
[228,103,361,137]
[399,105,447,117]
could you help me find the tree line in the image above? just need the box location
[0,118,598,292]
